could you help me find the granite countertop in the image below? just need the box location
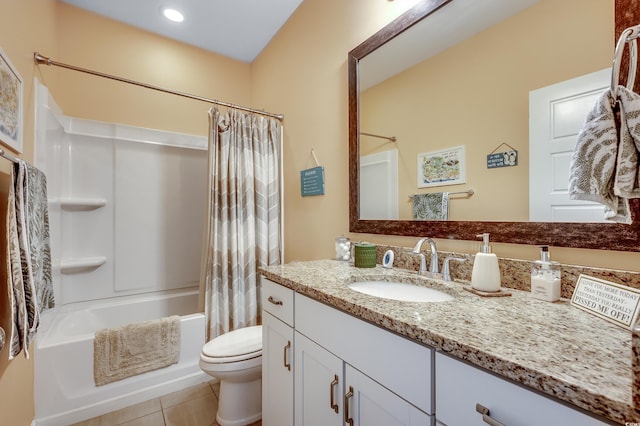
[259,259,637,425]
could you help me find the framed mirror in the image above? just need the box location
[348,0,640,251]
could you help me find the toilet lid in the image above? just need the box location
[202,325,262,358]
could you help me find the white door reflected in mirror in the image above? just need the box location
[529,68,610,223]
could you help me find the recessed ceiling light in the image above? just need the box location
[162,8,184,23]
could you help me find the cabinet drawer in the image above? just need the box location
[435,352,607,425]
[261,277,294,326]
[295,293,433,414]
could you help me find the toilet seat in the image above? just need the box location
[201,325,262,364]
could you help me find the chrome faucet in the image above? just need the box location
[411,238,439,276]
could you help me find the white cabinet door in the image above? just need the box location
[295,293,433,414]
[345,364,431,426]
[294,332,343,426]
[262,312,294,426]
[435,352,607,426]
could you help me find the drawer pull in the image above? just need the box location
[476,403,506,426]
[283,340,291,371]
[330,374,339,413]
[268,295,283,306]
[344,386,354,426]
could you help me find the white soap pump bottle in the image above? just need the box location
[471,233,501,292]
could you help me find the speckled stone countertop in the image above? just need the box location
[260,259,638,425]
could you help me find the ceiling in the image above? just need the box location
[59,0,305,63]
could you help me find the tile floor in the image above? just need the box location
[71,381,262,426]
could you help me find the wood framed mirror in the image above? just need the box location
[348,0,640,251]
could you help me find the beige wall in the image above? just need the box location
[0,1,57,424]
[0,1,253,424]
[251,0,419,262]
[51,3,251,136]
[361,0,612,222]
[0,0,637,424]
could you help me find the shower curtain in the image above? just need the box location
[199,107,282,341]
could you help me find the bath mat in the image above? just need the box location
[94,316,180,386]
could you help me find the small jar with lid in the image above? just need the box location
[335,235,351,261]
[531,245,561,302]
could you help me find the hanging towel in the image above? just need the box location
[412,192,449,220]
[568,90,629,222]
[94,316,181,386]
[6,161,53,359]
[614,86,640,200]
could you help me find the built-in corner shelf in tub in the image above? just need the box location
[51,198,107,211]
[60,256,107,274]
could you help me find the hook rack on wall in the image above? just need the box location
[611,24,640,101]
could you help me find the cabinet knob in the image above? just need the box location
[476,403,506,426]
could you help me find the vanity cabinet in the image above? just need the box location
[262,278,295,426]
[435,352,608,426]
[295,330,430,425]
[294,292,433,426]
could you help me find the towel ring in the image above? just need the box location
[610,26,640,101]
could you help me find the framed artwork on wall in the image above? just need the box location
[417,145,465,188]
[0,48,23,153]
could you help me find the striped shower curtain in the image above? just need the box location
[199,107,282,341]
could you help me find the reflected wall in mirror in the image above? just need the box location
[360,0,611,222]
[348,0,640,251]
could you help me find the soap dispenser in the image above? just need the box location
[471,233,501,292]
[530,245,561,302]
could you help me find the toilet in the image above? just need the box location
[199,325,262,426]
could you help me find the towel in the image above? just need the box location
[568,90,630,222]
[412,192,449,220]
[94,316,181,386]
[6,161,53,359]
[615,87,640,200]
[569,86,640,223]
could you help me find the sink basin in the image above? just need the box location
[348,281,454,302]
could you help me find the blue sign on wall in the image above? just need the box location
[300,166,325,196]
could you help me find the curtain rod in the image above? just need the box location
[360,132,397,142]
[34,52,284,121]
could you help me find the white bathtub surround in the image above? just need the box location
[94,315,181,386]
[6,160,54,359]
[34,80,208,307]
[200,107,283,340]
[32,81,209,426]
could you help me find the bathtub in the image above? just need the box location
[33,289,210,426]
